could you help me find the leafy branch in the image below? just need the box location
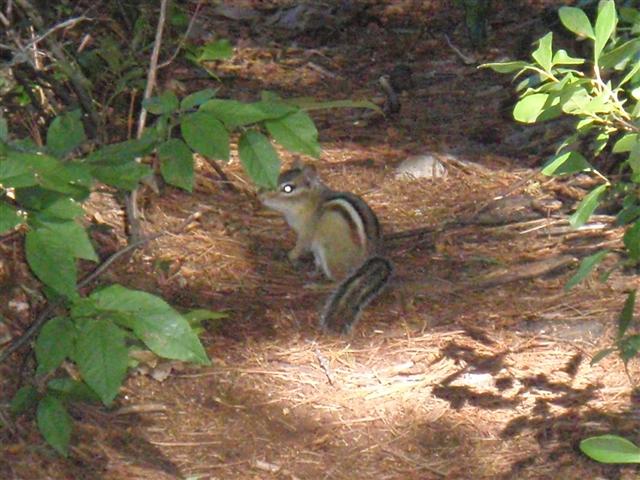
[483,0,640,465]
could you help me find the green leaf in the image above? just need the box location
[47,378,101,403]
[552,49,585,66]
[36,197,85,220]
[25,221,97,298]
[593,132,610,156]
[613,133,638,153]
[87,285,210,365]
[183,308,228,325]
[89,162,151,190]
[200,99,295,129]
[620,7,640,24]
[26,230,75,299]
[542,151,592,176]
[0,153,38,188]
[85,135,156,164]
[16,187,89,218]
[480,61,529,73]
[532,33,553,72]
[37,395,72,456]
[0,116,7,141]
[617,204,640,226]
[583,92,614,115]
[0,202,24,233]
[39,220,97,261]
[594,0,617,62]
[576,117,595,133]
[617,290,636,339]
[181,111,229,161]
[265,111,321,157]
[580,435,640,464]
[197,39,233,61]
[35,317,76,375]
[285,98,382,113]
[569,184,608,228]
[619,58,640,87]
[10,386,39,414]
[0,152,86,194]
[143,91,179,115]
[158,139,194,192]
[623,221,640,261]
[599,39,640,69]
[238,131,280,189]
[562,88,592,114]
[628,141,640,174]
[46,111,86,158]
[513,93,549,123]
[591,347,616,365]
[558,7,595,39]
[184,308,227,333]
[620,334,640,364]
[72,319,129,406]
[180,88,218,111]
[565,250,610,290]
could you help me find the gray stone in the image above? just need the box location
[395,154,448,180]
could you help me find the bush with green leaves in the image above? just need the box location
[483,0,640,342]
[0,83,377,455]
[483,0,640,464]
[143,88,378,190]
[483,1,640,269]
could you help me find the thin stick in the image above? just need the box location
[0,211,202,364]
[24,16,91,49]
[13,0,99,135]
[136,0,167,141]
[126,0,169,242]
[443,33,475,65]
[158,0,203,69]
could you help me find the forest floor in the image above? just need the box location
[2,1,640,479]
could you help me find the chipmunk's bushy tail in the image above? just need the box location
[320,256,393,334]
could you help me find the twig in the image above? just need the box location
[209,159,239,193]
[314,345,335,386]
[443,33,475,65]
[13,0,99,135]
[24,16,91,49]
[158,0,203,69]
[306,61,338,79]
[0,406,16,435]
[0,210,202,364]
[125,0,169,243]
[136,0,167,141]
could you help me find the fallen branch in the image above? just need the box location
[399,255,577,298]
[468,255,577,289]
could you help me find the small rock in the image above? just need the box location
[8,299,29,313]
[395,153,448,180]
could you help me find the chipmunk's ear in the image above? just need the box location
[301,163,321,186]
[291,156,305,170]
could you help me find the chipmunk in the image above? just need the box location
[259,163,392,334]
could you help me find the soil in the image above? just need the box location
[2,1,640,479]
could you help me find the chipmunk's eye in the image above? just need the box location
[281,183,295,194]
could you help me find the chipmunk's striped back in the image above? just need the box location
[260,162,392,334]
